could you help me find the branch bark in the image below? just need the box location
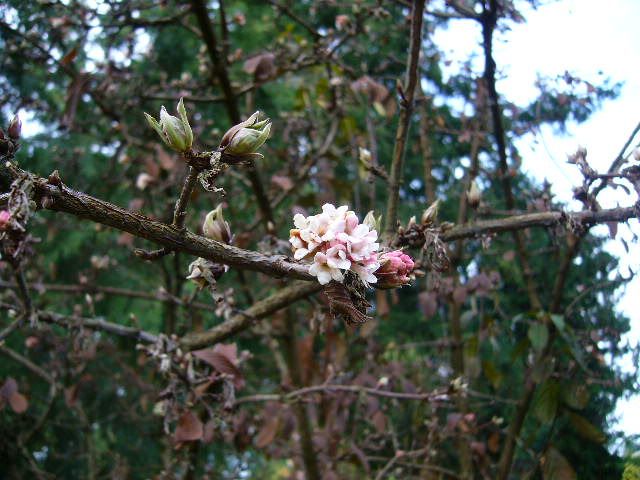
[180,281,322,350]
[384,0,426,240]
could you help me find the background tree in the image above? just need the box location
[1,0,639,479]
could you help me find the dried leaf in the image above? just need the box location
[418,291,438,318]
[453,286,467,305]
[371,410,386,434]
[60,46,78,66]
[375,290,390,317]
[243,53,276,81]
[487,431,500,453]
[193,347,244,388]
[271,175,293,191]
[0,378,18,398]
[323,281,371,325]
[174,410,204,443]
[255,413,280,448]
[9,392,28,413]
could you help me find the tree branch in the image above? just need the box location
[384,0,426,240]
[180,281,322,350]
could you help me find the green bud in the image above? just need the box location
[144,98,193,153]
[219,111,272,162]
[202,204,232,244]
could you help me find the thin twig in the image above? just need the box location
[384,0,426,241]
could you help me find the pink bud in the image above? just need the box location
[0,210,11,230]
[375,250,415,289]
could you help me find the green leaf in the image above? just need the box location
[482,360,503,388]
[561,383,590,410]
[567,412,605,443]
[528,322,549,352]
[534,380,560,424]
[542,447,577,480]
[550,314,565,331]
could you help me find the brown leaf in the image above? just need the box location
[202,419,216,443]
[375,290,390,317]
[9,392,28,413]
[297,336,315,385]
[60,46,78,67]
[243,53,276,82]
[371,410,386,434]
[255,413,280,448]
[65,384,79,407]
[193,347,244,389]
[174,410,204,443]
[323,281,371,325]
[487,431,501,453]
[452,286,468,305]
[0,378,18,399]
[418,291,438,318]
[271,175,293,191]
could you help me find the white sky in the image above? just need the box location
[434,0,640,440]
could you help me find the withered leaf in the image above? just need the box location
[255,413,280,448]
[323,281,371,325]
[371,410,386,434]
[174,410,204,443]
[193,346,244,389]
[9,392,28,414]
[0,378,18,398]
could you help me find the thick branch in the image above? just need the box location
[180,281,322,350]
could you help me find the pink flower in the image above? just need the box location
[375,250,415,289]
[290,204,381,286]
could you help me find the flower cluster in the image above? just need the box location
[290,204,380,285]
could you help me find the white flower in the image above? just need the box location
[309,252,344,285]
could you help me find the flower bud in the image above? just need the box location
[362,210,381,232]
[186,257,228,288]
[202,204,232,244]
[7,115,21,140]
[466,180,481,208]
[144,98,193,153]
[374,250,415,289]
[0,210,11,230]
[421,199,439,225]
[219,111,271,162]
